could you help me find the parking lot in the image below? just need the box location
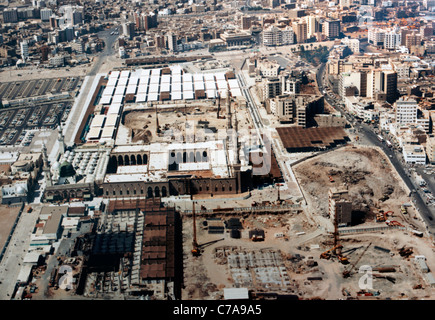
[0,101,72,146]
[0,77,82,102]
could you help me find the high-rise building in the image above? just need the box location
[123,22,135,40]
[241,15,253,30]
[323,20,340,40]
[282,26,295,45]
[384,29,401,50]
[167,32,177,52]
[395,97,418,125]
[20,40,29,60]
[405,32,422,50]
[306,15,318,39]
[40,8,52,21]
[263,26,282,46]
[292,20,308,43]
[3,8,18,23]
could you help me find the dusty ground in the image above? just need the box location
[0,205,22,252]
[293,145,424,230]
[181,145,435,300]
[122,102,253,144]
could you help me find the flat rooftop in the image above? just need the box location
[276,127,349,151]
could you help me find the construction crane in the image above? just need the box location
[343,242,372,278]
[191,201,201,257]
[191,201,224,257]
[319,211,348,264]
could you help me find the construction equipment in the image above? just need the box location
[376,210,393,222]
[320,212,348,264]
[191,201,224,256]
[343,242,372,278]
[386,220,404,227]
[191,201,201,257]
[398,246,413,258]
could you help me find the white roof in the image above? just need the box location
[115,85,126,96]
[108,103,122,115]
[136,93,147,102]
[87,127,101,140]
[217,80,228,90]
[172,73,182,83]
[101,126,115,139]
[161,74,171,83]
[215,72,226,81]
[171,91,182,100]
[194,81,205,91]
[160,82,171,92]
[183,82,193,91]
[129,76,139,85]
[102,85,115,96]
[204,73,215,82]
[223,288,249,300]
[183,73,193,82]
[228,79,239,88]
[117,77,128,86]
[151,68,161,77]
[148,83,159,93]
[109,70,120,78]
[139,69,150,77]
[230,88,242,97]
[137,84,148,94]
[206,89,216,98]
[148,92,159,101]
[170,65,183,74]
[107,77,118,87]
[105,114,119,127]
[100,95,112,105]
[117,165,148,174]
[171,82,182,92]
[126,84,137,95]
[193,73,204,82]
[112,95,123,104]
[183,90,194,100]
[178,162,210,171]
[120,70,130,78]
[150,76,160,85]
[139,76,149,85]
[205,81,216,90]
[90,114,106,128]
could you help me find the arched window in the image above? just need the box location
[118,155,124,166]
[137,154,142,165]
[155,186,160,198]
[147,187,153,198]
[130,155,136,165]
[124,155,130,166]
[161,186,167,197]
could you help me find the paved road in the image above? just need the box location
[316,59,435,236]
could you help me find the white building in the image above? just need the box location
[395,97,418,125]
[341,37,360,53]
[20,40,29,60]
[282,26,295,45]
[384,29,402,50]
[368,28,385,46]
[402,144,426,165]
[263,26,283,46]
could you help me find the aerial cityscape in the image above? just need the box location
[0,0,434,305]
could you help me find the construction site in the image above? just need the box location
[181,144,435,300]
